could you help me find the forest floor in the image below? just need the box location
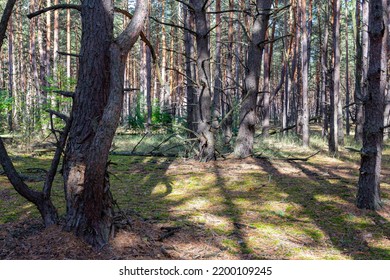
[0,129,390,259]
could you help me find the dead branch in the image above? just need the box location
[123,88,140,92]
[110,151,177,158]
[207,9,251,15]
[173,0,194,11]
[27,4,81,19]
[43,116,72,198]
[150,16,197,36]
[57,51,80,58]
[46,109,69,122]
[53,90,74,98]
[254,151,321,162]
[149,134,176,154]
[263,117,321,137]
[131,132,149,154]
[285,151,321,161]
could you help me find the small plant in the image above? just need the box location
[0,89,12,132]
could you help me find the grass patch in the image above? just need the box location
[1,128,390,259]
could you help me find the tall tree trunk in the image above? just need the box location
[321,0,329,138]
[354,0,363,142]
[46,0,51,81]
[190,0,215,161]
[52,0,59,109]
[7,13,13,132]
[282,2,290,135]
[357,0,388,210]
[184,5,196,138]
[234,0,272,158]
[222,0,234,144]
[145,11,152,132]
[261,16,275,138]
[63,0,115,247]
[161,1,169,111]
[66,0,71,87]
[329,0,341,154]
[294,0,302,135]
[63,0,148,248]
[212,0,222,131]
[345,0,350,136]
[355,0,369,143]
[300,0,310,147]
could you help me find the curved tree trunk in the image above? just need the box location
[234,0,272,158]
[62,0,115,247]
[63,0,148,248]
[190,0,215,162]
[0,0,58,227]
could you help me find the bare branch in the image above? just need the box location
[27,4,81,19]
[131,132,149,154]
[166,67,198,85]
[43,116,72,198]
[57,51,80,58]
[150,16,197,36]
[46,109,69,122]
[53,90,74,98]
[202,0,212,11]
[205,20,223,37]
[207,9,250,15]
[174,0,194,11]
[285,151,321,161]
[123,88,139,92]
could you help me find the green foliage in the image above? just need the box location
[0,89,12,114]
[151,102,172,126]
[0,89,12,130]
[127,97,174,131]
[128,91,145,130]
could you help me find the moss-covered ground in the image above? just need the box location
[1,130,389,259]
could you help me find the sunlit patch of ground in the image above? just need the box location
[1,132,390,259]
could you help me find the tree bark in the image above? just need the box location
[0,0,17,47]
[345,0,350,136]
[0,0,58,226]
[222,0,234,144]
[7,13,13,132]
[184,5,197,138]
[234,0,272,158]
[357,0,388,210]
[62,0,148,248]
[190,0,216,161]
[329,0,341,154]
[261,16,275,138]
[66,0,71,87]
[212,0,222,132]
[300,0,310,147]
[355,0,369,143]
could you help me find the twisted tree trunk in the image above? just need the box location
[234,0,272,158]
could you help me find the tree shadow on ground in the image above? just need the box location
[2,153,390,259]
[255,158,390,260]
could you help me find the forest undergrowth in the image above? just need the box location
[0,127,389,260]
